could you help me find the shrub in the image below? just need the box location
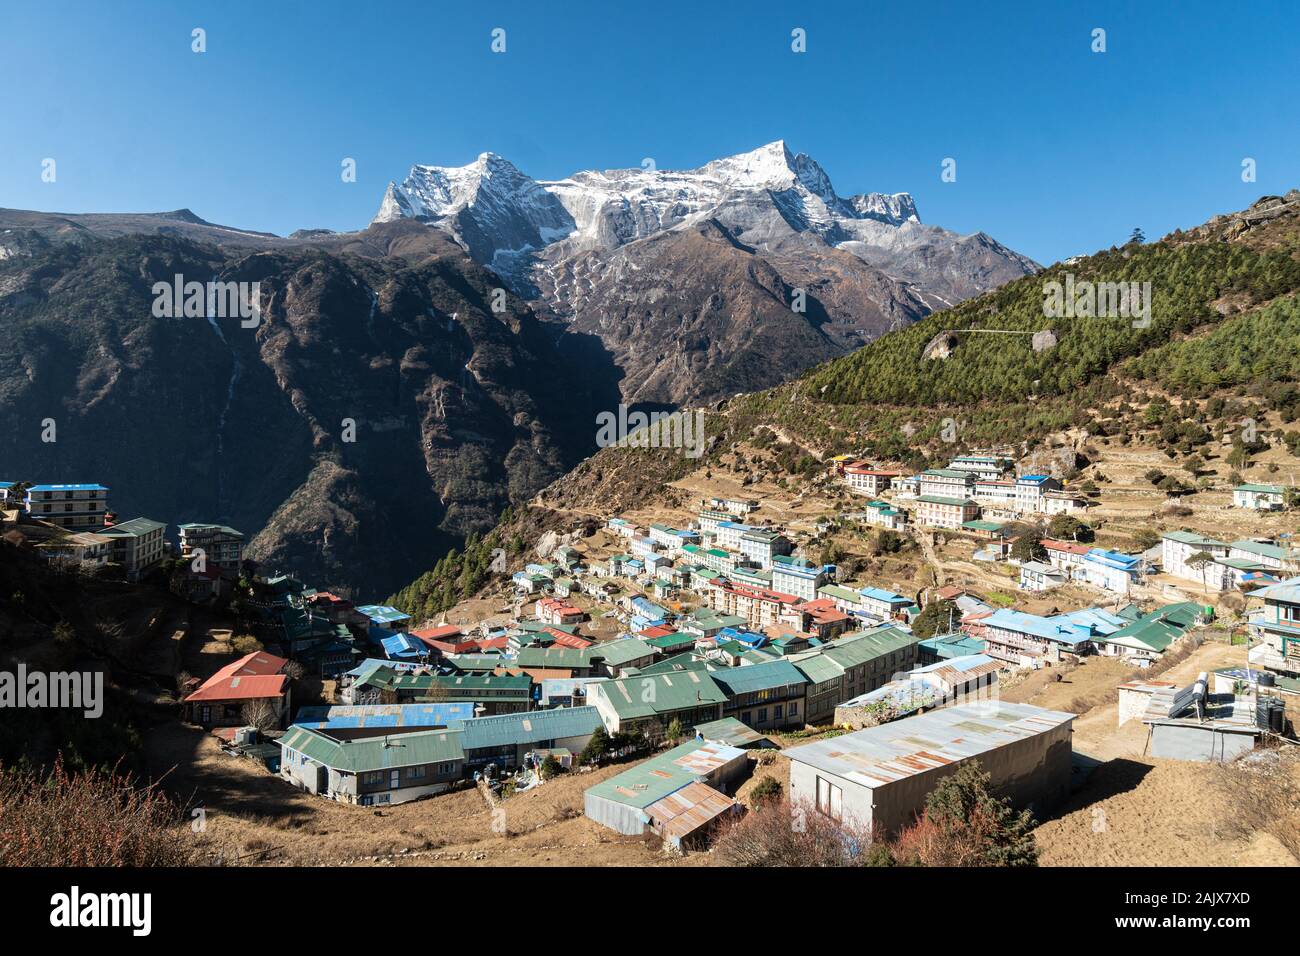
[749,776,783,805]
[0,757,198,866]
[893,762,1038,867]
[714,799,879,867]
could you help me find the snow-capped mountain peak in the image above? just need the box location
[369,141,1033,309]
[371,141,927,259]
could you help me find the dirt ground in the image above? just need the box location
[144,722,711,867]
[1019,639,1300,867]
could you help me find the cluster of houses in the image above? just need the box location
[831,453,1089,533]
[1159,530,1299,593]
[1,479,245,595]
[168,456,1299,851]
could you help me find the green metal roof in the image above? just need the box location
[818,584,863,603]
[584,740,744,808]
[916,495,976,507]
[791,653,846,684]
[516,646,595,669]
[711,659,806,696]
[455,706,601,750]
[1094,602,1200,653]
[592,670,727,719]
[822,626,917,668]
[962,519,1007,533]
[1162,530,1228,547]
[279,726,464,772]
[645,631,698,651]
[1230,539,1291,561]
[638,654,714,676]
[593,637,657,667]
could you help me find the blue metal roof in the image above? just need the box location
[716,626,767,649]
[983,607,1125,646]
[1085,548,1142,570]
[27,483,109,492]
[293,702,474,728]
[356,604,411,624]
[382,632,424,660]
[859,586,912,604]
[1249,576,1300,603]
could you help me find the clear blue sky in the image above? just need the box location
[2,0,1297,265]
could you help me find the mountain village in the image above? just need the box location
[5,434,1296,866]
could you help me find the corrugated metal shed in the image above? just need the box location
[646,781,739,844]
[783,702,1073,787]
[693,716,768,748]
[585,740,746,809]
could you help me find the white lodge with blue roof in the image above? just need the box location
[23,483,110,529]
[978,607,1124,668]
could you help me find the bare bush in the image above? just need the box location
[0,757,198,866]
[241,698,279,733]
[713,798,880,866]
[1212,747,1300,858]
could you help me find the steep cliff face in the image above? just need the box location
[0,226,609,596]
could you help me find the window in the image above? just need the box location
[409,765,426,779]
[815,776,842,821]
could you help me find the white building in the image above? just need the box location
[1233,484,1285,510]
[914,495,979,530]
[947,455,1014,480]
[843,463,897,497]
[973,478,1018,507]
[918,469,976,499]
[99,517,167,581]
[1161,531,1232,591]
[739,528,792,570]
[23,483,110,530]
[1041,490,1087,515]
[1015,475,1060,513]
[1019,561,1067,591]
[771,556,831,603]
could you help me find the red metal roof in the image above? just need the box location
[186,673,288,703]
[184,651,289,703]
